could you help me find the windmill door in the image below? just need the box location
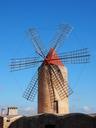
[45,124,56,128]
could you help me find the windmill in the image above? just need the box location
[10,24,90,114]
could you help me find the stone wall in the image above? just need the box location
[9,113,96,128]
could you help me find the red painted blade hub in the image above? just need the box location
[44,48,64,66]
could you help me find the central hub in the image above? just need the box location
[44,48,64,66]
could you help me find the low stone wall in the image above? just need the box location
[9,113,96,128]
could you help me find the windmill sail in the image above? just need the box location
[28,28,45,58]
[49,65,73,100]
[51,24,72,50]
[23,71,38,101]
[59,48,90,64]
[10,57,42,71]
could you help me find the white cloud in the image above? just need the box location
[19,106,37,116]
[70,105,96,114]
[24,107,33,112]
[81,106,96,114]
[83,106,91,113]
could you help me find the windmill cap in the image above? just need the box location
[44,48,64,66]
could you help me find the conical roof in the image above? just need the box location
[44,48,64,66]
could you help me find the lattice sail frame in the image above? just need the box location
[47,64,73,109]
[23,71,38,101]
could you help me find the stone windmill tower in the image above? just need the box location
[10,24,90,114]
[38,48,70,114]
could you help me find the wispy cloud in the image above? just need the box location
[82,106,92,113]
[81,105,96,114]
[19,106,37,116]
[70,105,96,114]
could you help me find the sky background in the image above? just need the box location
[0,0,96,115]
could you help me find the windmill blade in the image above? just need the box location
[10,57,43,71]
[58,48,90,64]
[49,65,73,100]
[51,24,72,50]
[28,28,45,58]
[47,66,56,109]
[23,71,38,101]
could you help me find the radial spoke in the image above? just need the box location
[28,28,45,58]
[49,65,73,100]
[10,57,43,71]
[58,48,90,64]
[47,66,56,109]
[51,24,72,50]
[23,71,38,101]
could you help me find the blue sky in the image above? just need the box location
[0,0,96,115]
